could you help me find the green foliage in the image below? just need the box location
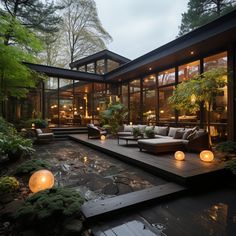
[100,102,128,135]
[0,176,20,194]
[0,133,35,159]
[169,68,227,113]
[215,141,236,154]
[30,118,48,128]
[14,159,51,176]
[132,127,142,137]
[225,159,236,175]
[145,127,155,138]
[178,0,236,36]
[0,116,17,136]
[0,12,42,101]
[14,187,84,232]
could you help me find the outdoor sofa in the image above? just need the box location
[35,128,54,143]
[118,125,210,153]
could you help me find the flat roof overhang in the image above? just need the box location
[24,62,104,82]
[105,10,236,82]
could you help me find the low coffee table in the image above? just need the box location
[118,136,143,145]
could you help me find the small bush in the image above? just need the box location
[145,127,155,138]
[215,141,236,154]
[0,116,17,136]
[132,127,142,137]
[14,187,84,233]
[0,133,35,160]
[31,118,48,128]
[225,160,236,175]
[0,176,20,194]
[14,159,51,176]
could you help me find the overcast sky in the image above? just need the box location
[95,0,189,60]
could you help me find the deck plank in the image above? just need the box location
[81,183,186,220]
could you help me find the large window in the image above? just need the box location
[143,74,156,125]
[178,60,200,82]
[158,68,175,86]
[204,52,228,140]
[159,86,175,122]
[130,79,141,124]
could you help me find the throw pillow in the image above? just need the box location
[173,130,185,139]
[168,127,184,137]
[187,130,198,140]
[182,129,193,140]
[124,125,133,132]
[155,126,168,136]
[195,130,206,138]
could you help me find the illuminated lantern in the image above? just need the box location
[100,135,106,141]
[200,150,214,162]
[31,123,35,129]
[29,170,54,193]
[175,151,185,161]
[129,122,133,125]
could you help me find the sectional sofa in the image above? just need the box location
[118,125,210,153]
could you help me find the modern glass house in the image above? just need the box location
[4,10,236,141]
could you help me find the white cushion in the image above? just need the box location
[168,127,184,137]
[36,129,43,134]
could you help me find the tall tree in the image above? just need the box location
[0,12,41,118]
[60,0,112,64]
[178,0,236,36]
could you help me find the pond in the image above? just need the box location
[34,140,168,201]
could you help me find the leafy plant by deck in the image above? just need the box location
[0,176,20,194]
[168,67,227,143]
[14,187,84,233]
[100,102,128,135]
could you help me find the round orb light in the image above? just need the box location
[200,150,214,162]
[29,170,54,193]
[175,151,185,161]
[100,135,106,141]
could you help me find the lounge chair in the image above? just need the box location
[87,124,107,139]
[35,128,54,143]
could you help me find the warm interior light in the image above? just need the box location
[160,110,164,114]
[149,67,152,71]
[100,135,106,141]
[129,122,133,125]
[97,107,100,111]
[190,51,194,55]
[29,170,54,193]
[80,106,83,109]
[63,105,67,108]
[175,151,185,161]
[200,150,214,162]
[31,123,35,129]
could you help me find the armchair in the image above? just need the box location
[87,124,107,139]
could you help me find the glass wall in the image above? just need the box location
[204,52,228,140]
[130,79,141,124]
[143,74,156,125]
[158,68,175,86]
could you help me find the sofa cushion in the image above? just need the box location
[138,125,147,133]
[168,127,184,137]
[187,130,198,140]
[173,130,185,139]
[154,126,168,136]
[154,135,171,139]
[36,129,43,134]
[182,128,193,140]
[124,125,134,132]
[138,138,183,146]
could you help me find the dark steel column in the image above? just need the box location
[227,44,236,141]
[140,78,143,124]
[199,58,205,129]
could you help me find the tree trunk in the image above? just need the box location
[206,101,212,146]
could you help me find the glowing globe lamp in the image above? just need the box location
[175,151,185,161]
[29,170,54,193]
[100,135,106,141]
[200,150,214,162]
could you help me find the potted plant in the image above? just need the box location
[215,141,236,161]
[145,127,155,138]
[132,127,142,138]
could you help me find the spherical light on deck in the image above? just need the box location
[200,150,214,162]
[175,151,185,161]
[29,170,54,193]
[100,135,106,141]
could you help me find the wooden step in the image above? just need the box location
[81,183,186,221]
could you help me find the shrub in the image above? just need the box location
[225,160,236,175]
[132,127,142,137]
[0,176,20,194]
[0,116,17,136]
[14,187,84,233]
[14,159,51,176]
[215,141,236,155]
[145,127,155,138]
[0,133,35,160]
[31,118,48,128]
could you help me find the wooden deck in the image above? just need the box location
[69,134,226,186]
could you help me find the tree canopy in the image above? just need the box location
[178,0,236,36]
